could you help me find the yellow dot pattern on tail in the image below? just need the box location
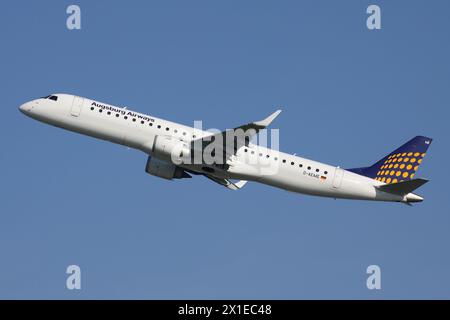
[374,152,427,183]
[348,136,432,184]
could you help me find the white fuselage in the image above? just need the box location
[19,94,411,203]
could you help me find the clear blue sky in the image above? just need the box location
[1,0,449,299]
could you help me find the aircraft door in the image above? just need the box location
[70,96,84,117]
[332,167,344,189]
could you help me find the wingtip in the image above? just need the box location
[415,178,429,184]
[233,180,248,189]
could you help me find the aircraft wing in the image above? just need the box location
[204,174,248,190]
[227,109,282,138]
[191,109,282,158]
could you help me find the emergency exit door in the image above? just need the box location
[70,96,84,117]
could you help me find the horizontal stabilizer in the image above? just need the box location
[376,178,428,195]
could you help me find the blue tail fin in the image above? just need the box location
[347,136,432,184]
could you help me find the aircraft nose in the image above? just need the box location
[19,102,33,114]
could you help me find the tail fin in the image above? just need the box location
[348,136,432,184]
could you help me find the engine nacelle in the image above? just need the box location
[152,135,191,165]
[145,156,191,180]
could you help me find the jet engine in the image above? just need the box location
[145,156,191,180]
[152,135,191,165]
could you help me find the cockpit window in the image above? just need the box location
[41,95,58,101]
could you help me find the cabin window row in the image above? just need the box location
[90,106,197,138]
[90,106,325,173]
[243,148,328,175]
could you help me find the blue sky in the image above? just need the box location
[0,0,449,299]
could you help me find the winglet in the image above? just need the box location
[230,180,248,190]
[204,174,248,190]
[253,109,282,128]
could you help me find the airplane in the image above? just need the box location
[19,93,432,204]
